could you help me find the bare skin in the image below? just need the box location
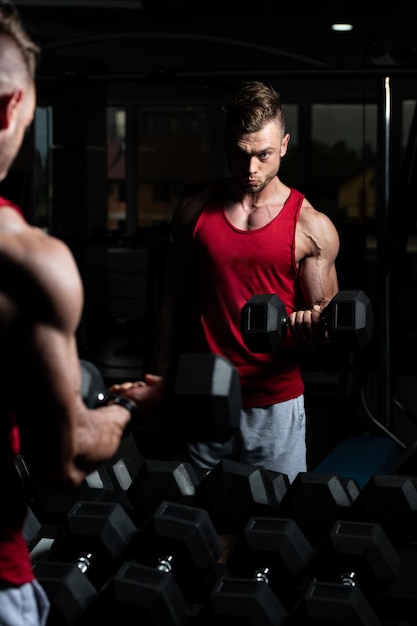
[114,118,340,410]
[0,205,139,489]
[0,33,142,493]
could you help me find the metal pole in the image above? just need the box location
[378,76,392,428]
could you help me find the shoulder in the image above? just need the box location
[0,221,83,322]
[297,197,340,254]
[25,228,82,296]
[171,184,213,241]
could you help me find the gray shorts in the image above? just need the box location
[185,393,306,483]
[0,580,50,626]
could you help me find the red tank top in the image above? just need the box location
[187,181,305,408]
[0,196,34,585]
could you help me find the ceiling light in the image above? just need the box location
[332,23,353,32]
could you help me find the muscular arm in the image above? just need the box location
[289,201,340,341]
[297,206,340,309]
[3,222,133,491]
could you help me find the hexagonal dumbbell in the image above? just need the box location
[194,458,289,534]
[91,499,229,625]
[241,289,373,352]
[277,472,360,547]
[33,500,139,625]
[225,515,315,611]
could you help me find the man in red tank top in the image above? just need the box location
[115,82,340,483]
[0,4,153,624]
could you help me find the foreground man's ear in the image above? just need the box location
[0,89,23,130]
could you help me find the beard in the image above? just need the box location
[240,172,278,195]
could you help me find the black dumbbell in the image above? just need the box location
[225,515,315,611]
[126,458,202,527]
[81,352,242,451]
[20,451,142,526]
[308,519,417,623]
[33,559,98,626]
[91,500,226,625]
[194,459,289,534]
[131,352,242,462]
[206,567,288,626]
[98,558,190,626]
[32,500,140,625]
[277,472,360,547]
[311,520,401,597]
[129,500,228,607]
[287,577,381,626]
[241,289,373,352]
[349,474,417,546]
[80,359,109,408]
[170,352,242,441]
[140,500,224,571]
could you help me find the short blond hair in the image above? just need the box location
[0,1,39,81]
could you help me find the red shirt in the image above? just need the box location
[0,196,34,584]
[186,181,305,408]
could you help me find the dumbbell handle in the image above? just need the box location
[241,289,373,352]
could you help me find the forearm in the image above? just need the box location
[72,403,131,474]
[299,259,339,312]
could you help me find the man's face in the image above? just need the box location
[226,119,290,194]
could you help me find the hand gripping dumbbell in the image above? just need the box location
[241,289,373,353]
[81,352,242,444]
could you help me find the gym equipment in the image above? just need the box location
[79,455,140,511]
[127,458,201,526]
[241,289,373,352]
[194,459,287,534]
[21,453,141,526]
[170,352,242,441]
[15,359,138,525]
[130,351,243,461]
[80,353,241,448]
[349,474,417,545]
[312,435,401,489]
[312,520,401,596]
[278,472,360,547]
[20,352,243,528]
[23,503,42,551]
[207,568,288,626]
[47,500,139,590]
[131,352,242,459]
[129,500,228,608]
[287,578,381,625]
[226,516,314,611]
[81,351,242,446]
[131,500,224,575]
[13,453,43,549]
[33,501,140,624]
[80,359,109,408]
[33,560,98,626]
[81,358,138,428]
[98,558,190,626]
[262,468,291,508]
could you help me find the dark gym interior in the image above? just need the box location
[10,2,417,622]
